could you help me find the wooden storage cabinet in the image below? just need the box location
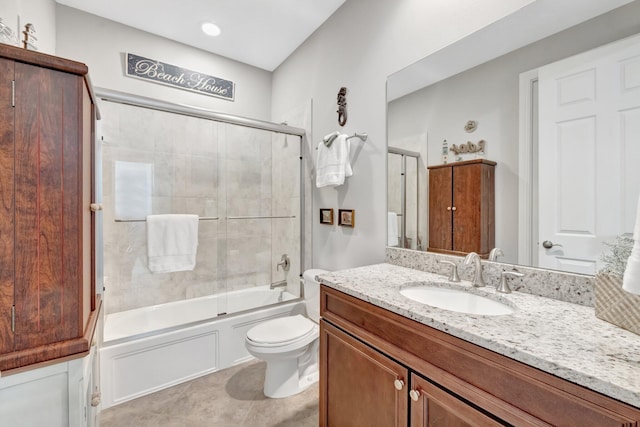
[320,285,640,426]
[428,159,495,257]
[0,44,99,373]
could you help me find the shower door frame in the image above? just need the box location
[388,146,421,250]
[94,87,308,290]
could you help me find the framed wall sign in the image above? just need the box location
[125,52,235,101]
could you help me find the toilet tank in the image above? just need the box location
[302,269,328,322]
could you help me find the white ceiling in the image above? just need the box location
[55,0,346,71]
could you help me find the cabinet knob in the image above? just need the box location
[451,206,457,211]
[90,203,103,212]
[409,389,421,402]
[447,206,452,211]
[393,379,405,391]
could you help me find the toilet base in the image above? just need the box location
[263,358,319,398]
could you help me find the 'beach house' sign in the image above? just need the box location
[125,52,235,101]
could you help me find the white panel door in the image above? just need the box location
[538,33,640,274]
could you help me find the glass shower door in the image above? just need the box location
[220,123,301,315]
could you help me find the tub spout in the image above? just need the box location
[270,280,287,290]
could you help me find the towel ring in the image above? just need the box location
[337,86,347,126]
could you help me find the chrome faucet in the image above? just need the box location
[488,247,504,261]
[464,252,486,287]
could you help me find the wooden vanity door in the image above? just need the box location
[320,320,409,427]
[410,373,505,427]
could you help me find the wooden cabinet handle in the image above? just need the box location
[409,389,421,402]
[393,379,405,391]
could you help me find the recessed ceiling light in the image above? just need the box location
[201,22,221,37]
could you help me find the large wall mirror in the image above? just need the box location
[387,0,640,275]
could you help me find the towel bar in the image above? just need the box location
[115,216,219,222]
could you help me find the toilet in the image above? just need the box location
[245,269,328,398]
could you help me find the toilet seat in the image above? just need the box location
[246,315,316,348]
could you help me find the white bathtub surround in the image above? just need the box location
[100,286,303,408]
[146,214,199,273]
[623,196,640,295]
[318,263,640,409]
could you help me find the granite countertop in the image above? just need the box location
[318,263,640,408]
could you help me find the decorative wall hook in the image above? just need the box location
[450,139,486,155]
[337,86,347,127]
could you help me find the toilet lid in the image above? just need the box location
[247,315,315,344]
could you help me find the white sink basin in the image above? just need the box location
[400,285,516,316]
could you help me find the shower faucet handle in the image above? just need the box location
[277,254,290,272]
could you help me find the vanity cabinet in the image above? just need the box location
[320,285,640,426]
[428,159,495,258]
[321,321,408,426]
[0,44,99,373]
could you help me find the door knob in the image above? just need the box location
[542,240,562,249]
[393,379,405,391]
[409,389,421,402]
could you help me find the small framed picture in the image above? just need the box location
[320,208,334,225]
[338,209,355,227]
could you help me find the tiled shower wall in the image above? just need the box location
[100,101,301,315]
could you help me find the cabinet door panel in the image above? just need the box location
[452,164,482,253]
[410,373,505,427]
[321,320,408,427]
[13,63,81,349]
[0,57,15,355]
[428,167,452,251]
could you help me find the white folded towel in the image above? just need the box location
[316,133,352,188]
[147,214,199,273]
[623,195,640,295]
[387,212,399,246]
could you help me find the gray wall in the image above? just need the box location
[55,5,273,120]
[270,0,535,270]
[0,0,56,53]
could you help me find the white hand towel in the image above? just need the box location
[623,195,640,295]
[147,214,199,273]
[387,212,399,246]
[316,133,350,188]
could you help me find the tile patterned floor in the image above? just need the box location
[100,360,318,427]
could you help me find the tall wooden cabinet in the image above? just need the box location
[0,44,100,374]
[428,159,495,258]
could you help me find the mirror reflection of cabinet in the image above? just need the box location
[428,159,495,258]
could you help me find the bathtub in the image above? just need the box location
[99,286,304,409]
